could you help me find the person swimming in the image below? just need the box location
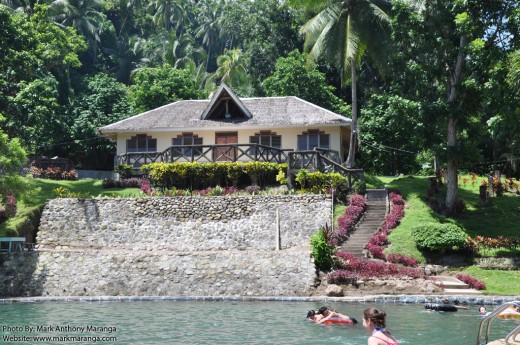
[363,307,399,345]
[318,307,358,324]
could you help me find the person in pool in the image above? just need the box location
[306,310,325,323]
[363,307,399,345]
[318,307,358,324]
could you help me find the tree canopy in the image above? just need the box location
[0,0,517,190]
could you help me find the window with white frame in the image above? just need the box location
[297,129,329,150]
[126,134,157,153]
[172,133,203,157]
[249,130,281,155]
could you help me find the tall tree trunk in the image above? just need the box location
[446,116,458,213]
[346,61,358,168]
[445,34,467,214]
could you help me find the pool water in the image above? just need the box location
[1,301,517,344]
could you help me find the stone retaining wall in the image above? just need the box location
[37,195,331,251]
[0,250,316,297]
[1,195,330,297]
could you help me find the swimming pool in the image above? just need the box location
[1,300,517,344]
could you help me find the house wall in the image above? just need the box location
[116,126,344,158]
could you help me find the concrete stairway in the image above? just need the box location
[339,189,388,257]
[431,275,483,295]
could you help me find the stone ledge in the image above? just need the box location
[1,294,519,304]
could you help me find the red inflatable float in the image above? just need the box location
[322,319,355,325]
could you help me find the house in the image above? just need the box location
[99,84,358,179]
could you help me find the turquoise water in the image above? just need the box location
[1,301,518,344]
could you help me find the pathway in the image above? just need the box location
[431,275,483,295]
[340,189,387,257]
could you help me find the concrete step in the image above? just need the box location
[443,288,482,295]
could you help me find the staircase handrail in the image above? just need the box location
[476,300,520,344]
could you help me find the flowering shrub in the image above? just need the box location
[386,253,419,267]
[466,235,520,256]
[31,167,77,180]
[455,273,486,290]
[330,194,366,245]
[140,179,153,195]
[224,186,241,195]
[349,194,366,208]
[365,244,385,259]
[102,178,142,189]
[327,251,425,284]
[368,232,388,246]
[193,187,211,196]
[389,192,404,205]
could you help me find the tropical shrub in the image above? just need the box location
[310,224,335,270]
[31,167,77,180]
[455,273,486,290]
[102,178,142,188]
[115,164,134,179]
[412,223,467,251]
[386,253,419,267]
[141,162,286,190]
[327,251,425,284]
[465,235,520,257]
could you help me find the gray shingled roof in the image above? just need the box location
[99,96,351,134]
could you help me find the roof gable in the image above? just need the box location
[200,83,252,122]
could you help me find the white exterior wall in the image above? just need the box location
[116,126,345,158]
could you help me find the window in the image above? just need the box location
[126,134,157,153]
[172,133,203,157]
[297,129,329,150]
[249,131,281,155]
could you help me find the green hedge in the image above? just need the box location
[140,162,287,189]
[412,223,467,251]
[295,170,349,192]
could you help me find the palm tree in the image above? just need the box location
[50,0,104,62]
[293,0,392,168]
[194,0,226,72]
[148,0,185,32]
[172,33,206,69]
[207,48,251,96]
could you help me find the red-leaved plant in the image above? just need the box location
[328,250,425,284]
[330,194,366,245]
[365,190,414,264]
[386,253,419,267]
[455,273,486,290]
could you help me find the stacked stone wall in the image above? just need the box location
[37,195,331,251]
[1,195,330,297]
[0,250,316,297]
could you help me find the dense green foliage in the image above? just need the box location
[412,223,467,251]
[0,0,517,185]
[0,116,30,201]
[310,226,334,270]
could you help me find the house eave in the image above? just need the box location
[98,122,351,136]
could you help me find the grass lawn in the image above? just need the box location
[378,175,520,295]
[0,178,140,236]
[459,266,520,296]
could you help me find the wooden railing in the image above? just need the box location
[116,144,292,167]
[287,149,364,188]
